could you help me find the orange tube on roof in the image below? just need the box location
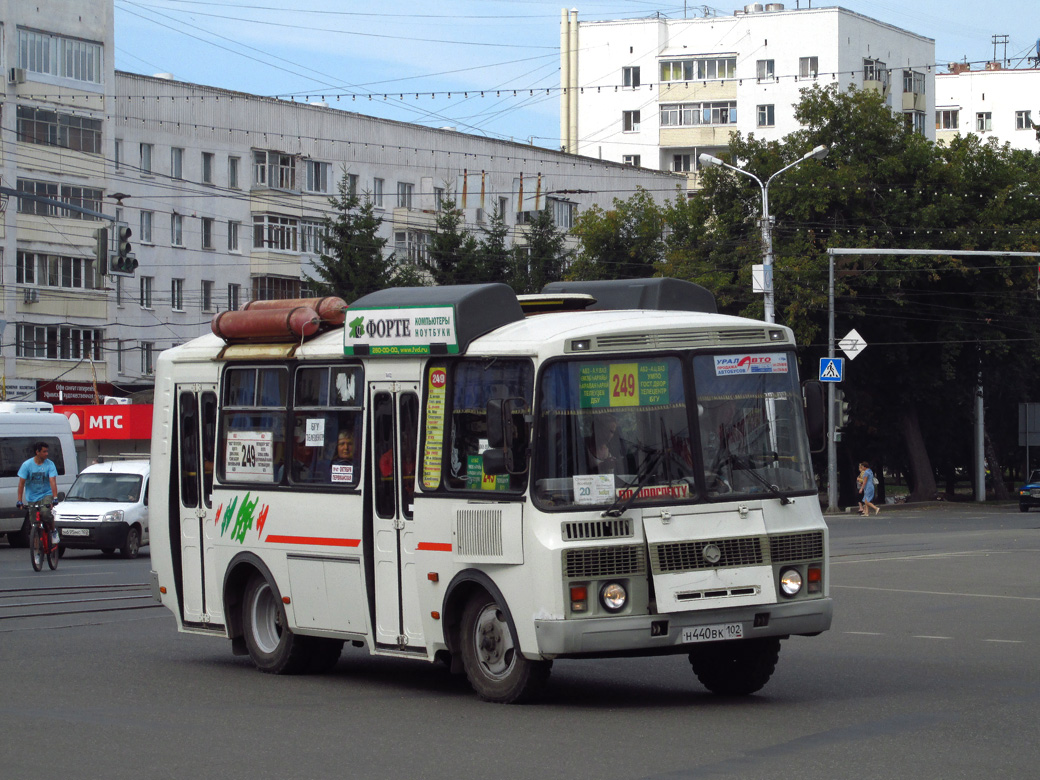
[243,296,347,325]
[211,307,320,343]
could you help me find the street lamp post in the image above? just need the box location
[698,145,828,323]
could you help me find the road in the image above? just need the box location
[1,503,1037,780]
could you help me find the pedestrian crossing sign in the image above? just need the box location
[819,358,844,382]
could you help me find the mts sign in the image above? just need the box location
[55,404,152,440]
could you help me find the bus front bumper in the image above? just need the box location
[533,597,833,657]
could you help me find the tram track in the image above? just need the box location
[0,582,162,622]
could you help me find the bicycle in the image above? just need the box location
[20,500,59,572]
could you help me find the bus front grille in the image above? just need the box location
[562,518,633,541]
[769,531,824,563]
[651,536,764,573]
[564,545,646,578]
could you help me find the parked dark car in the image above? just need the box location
[1018,470,1040,512]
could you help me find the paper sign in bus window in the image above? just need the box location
[225,430,274,481]
[305,418,325,447]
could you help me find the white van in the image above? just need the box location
[0,404,78,546]
[54,460,149,559]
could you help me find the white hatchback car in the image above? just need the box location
[54,460,150,559]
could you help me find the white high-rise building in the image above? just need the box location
[561,5,935,186]
[935,64,1040,153]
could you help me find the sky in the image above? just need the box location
[113,0,1040,150]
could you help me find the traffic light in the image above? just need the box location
[93,227,109,275]
[835,389,851,429]
[110,222,138,276]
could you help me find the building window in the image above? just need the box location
[140,276,153,308]
[799,56,819,79]
[300,221,326,255]
[976,112,992,132]
[499,197,509,220]
[1016,110,1033,130]
[622,66,640,87]
[228,220,240,252]
[200,281,214,312]
[373,178,384,208]
[306,160,331,193]
[672,154,693,172]
[434,187,446,211]
[348,173,359,198]
[114,140,122,170]
[140,211,153,243]
[171,147,184,180]
[17,324,104,360]
[660,101,737,127]
[252,276,303,301]
[904,111,926,134]
[548,198,575,230]
[228,156,240,189]
[757,104,776,127]
[116,339,124,373]
[140,143,153,174]
[397,182,414,209]
[253,214,298,251]
[16,252,97,290]
[16,179,58,215]
[172,278,184,311]
[16,106,103,154]
[18,29,102,84]
[622,110,640,132]
[660,57,736,82]
[141,342,155,375]
[202,152,215,184]
[253,150,297,190]
[201,217,214,250]
[902,69,925,94]
[115,276,123,307]
[756,60,775,80]
[228,283,241,311]
[171,214,183,246]
[622,154,641,167]
[936,109,959,130]
[393,230,430,264]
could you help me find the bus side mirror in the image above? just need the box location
[486,399,506,449]
[803,381,826,453]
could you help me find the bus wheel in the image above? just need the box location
[242,573,310,674]
[459,593,551,703]
[688,637,781,696]
[307,638,344,674]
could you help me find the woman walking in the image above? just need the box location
[859,461,880,515]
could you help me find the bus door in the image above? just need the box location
[369,382,422,650]
[175,385,218,625]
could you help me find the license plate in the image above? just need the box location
[1031,489,1040,497]
[61,528,89,537]
[682,623,744,643]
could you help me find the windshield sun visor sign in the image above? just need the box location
[714,353,789,376]
[579,362,671,408]
[345,306,459,356]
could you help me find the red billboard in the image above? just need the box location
[55,405,152,441]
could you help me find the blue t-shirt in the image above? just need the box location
[18,458,58,502]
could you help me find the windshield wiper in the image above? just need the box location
[730,455,790,505]
[602,447,663,518]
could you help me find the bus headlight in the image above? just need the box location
[600,582,627,612]
[779,568,803,597]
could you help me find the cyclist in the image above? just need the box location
[16,441,60,547]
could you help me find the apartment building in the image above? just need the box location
[2,1,682,399]
[561,5,935,185]
[935,64,1040,152]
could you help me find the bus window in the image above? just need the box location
[373,392,395,518]
[179,392,200,508]
[290,365,363,487]
[219,366,288,484]
[400,392,418,518]
[200,391,217,507]
[443,359,533,493]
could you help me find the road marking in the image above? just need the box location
[832,585,1040,602]
[912,635,951,640]
[844,631,885,636]
[844,632,1024,644]
[832,549,1040,564]
[983,639,1024,644]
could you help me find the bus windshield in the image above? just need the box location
[532,351,815,510]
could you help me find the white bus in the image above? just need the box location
[149,279,831,703]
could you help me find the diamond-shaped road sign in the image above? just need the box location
[838,328,867,361]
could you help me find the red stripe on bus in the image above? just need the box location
[417,542,452,552]
[264,535,361,547]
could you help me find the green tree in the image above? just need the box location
[306,172,399,302]
[568,188,666,280]
[512,206,570,294]
[426,198,481,285]
[477,205,514,288]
